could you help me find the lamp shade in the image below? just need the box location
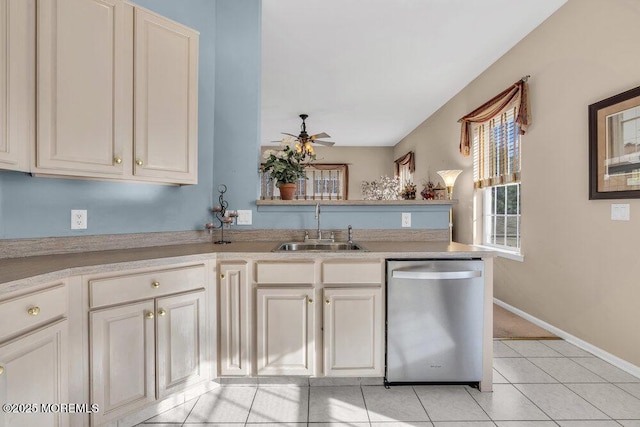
[436,170,462,187]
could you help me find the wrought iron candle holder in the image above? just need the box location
[205,184,237,244]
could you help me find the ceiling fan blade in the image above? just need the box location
[281,132,300,138]
[310,132,330,140]
[314,140,335,147]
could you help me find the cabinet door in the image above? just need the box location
[0,0,33,172]
[218,262,250,376]
[133,8,198,184]
[90,301,155,426]
[156,290,207,398]
[256,288,315,376]
[323,287,383,376]
[0,320,68,427]
[36,0,132,177]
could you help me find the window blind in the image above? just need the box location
[473,105,520,188]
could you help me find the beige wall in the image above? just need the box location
[262,145,394,199]
[394,0,640,367]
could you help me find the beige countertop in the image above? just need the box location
[0,240,494,293]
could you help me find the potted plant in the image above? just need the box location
[261,141,315,200]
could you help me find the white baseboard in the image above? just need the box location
[494,298,640,380]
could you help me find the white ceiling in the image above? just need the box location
[261,0,566,147]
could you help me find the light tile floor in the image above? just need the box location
[139,340,640,426]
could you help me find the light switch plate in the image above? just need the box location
[71,209,87,229]
[611,203,630,221]
[236,209,252,225]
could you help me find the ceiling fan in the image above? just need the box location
[280,114,335,147]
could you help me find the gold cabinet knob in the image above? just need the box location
[0,366,4,375]
[113,156,122,164]
[152,281,160,288]
[136,159,144,166]
[158,309,166,316]
[145,311,154,319]
[27,306,40,316]
[220,274,225,279]
[308,298,313,304]
[325,299,331,305]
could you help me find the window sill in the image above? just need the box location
[472,244,524,262]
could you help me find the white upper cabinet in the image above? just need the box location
[35,0,199,185]
[0,0,33,172]
[36,0,132,177]
[134,8,198,184]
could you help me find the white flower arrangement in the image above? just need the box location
[361,175,401,200]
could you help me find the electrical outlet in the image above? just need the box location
[71,209,87,230]
[401,212,411,228]
[236,209,252,225]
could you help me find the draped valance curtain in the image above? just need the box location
[458,77,531,157]
[393,151,415,176]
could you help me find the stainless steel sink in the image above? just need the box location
[273,241,366,252]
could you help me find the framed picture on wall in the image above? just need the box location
[589,85,640,199]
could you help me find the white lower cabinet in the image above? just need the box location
[218,258,384,379]
[90,290,206,425]
[90,301,156,426]
[0,320,68,427]
[323,287,383,376]
[87,263,209,426]
[0,280,69,427]
[156,291,207,398]
[218,262,250,376]
[256,287,315,376]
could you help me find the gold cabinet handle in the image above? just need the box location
[145,311,154,319]
[0,366,4,375]
[220,274,225,279]
[152,281,160,288]
[158,309,166,316]
[113,156,122,164]
[136,159,144,166]
[325,299,331,305]
[308,298,313,304]
[27,306,40,316]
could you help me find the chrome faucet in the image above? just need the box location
[347,225,353,243]
[315,203,322,240]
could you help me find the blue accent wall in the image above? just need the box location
[0,0,217,239]
[0,0,448,240]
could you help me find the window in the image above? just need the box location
[473,106,521,252]
[260,164,348,200]
[394,151,415,185]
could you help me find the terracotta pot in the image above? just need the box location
[277,183,297,200]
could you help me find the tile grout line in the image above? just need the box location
[410,385,433,424]
[307,383,310,426]
[358,385,372,426]
[243,386,259,426]
[180,394,200,426]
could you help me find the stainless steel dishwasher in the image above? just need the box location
[385,259,484,385]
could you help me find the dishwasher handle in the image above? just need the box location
[392,268,482,280]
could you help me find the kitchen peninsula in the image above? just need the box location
[0,234,494,427]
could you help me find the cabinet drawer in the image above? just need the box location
[255,261,315,284]
[89,264,206,308]
[322,261,383,284]
[0,282,67,342]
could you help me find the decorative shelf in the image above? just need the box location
[255,199,457,206]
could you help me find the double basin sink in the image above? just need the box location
[273,241,365,252]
